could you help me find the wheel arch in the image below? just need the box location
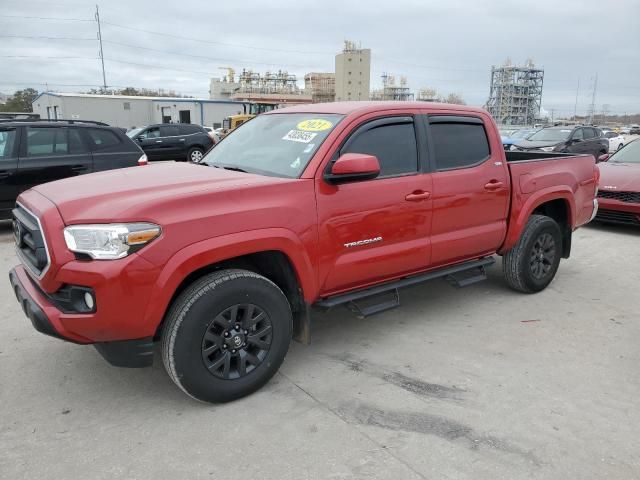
[144,229,316,344]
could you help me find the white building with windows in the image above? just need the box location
[31,93,248,129]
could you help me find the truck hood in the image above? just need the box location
[598,162,640,191]
[512,140,561,149]
[33,162,291,223]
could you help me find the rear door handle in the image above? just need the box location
[405,191,431,201]
[71,165,88,173]
[0,170,9,179]
[179,138,186,142]
[484,181,504,191]
[155,140,163,143]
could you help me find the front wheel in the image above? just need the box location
[187,147,205,163]
[502,215,562,293]
[162,269,292,403]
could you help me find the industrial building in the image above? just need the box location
[31,92,247,129]
[485,60,544,126]
[304,73,336,103]
[210,68,312,105]
[370,73,414,101]
[335,41,371,101]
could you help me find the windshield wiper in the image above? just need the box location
[212,164,248,173]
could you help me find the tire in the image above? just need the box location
[187,146,205,163]
[502,215,562,293]
[162,269,292,403]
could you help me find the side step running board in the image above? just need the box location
[315,257,495,317]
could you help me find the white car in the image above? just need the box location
[602,131,625,152]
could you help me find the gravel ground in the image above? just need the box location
[0,220,639,480]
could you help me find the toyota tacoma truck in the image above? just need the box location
[9,102,600,403]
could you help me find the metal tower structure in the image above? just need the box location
[485,60,544,126]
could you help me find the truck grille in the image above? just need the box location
[597,191,640,204]
[594,209,640,226]
[13,203,50,277]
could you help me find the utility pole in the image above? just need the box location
[95,4,107,92]
[573,78,579,123]
[551,108,555,124]
[588,73,597,125]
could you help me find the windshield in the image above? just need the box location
[610,140,640,163]
[512,129,536,139]
[203,113,343,178]
[527,128,571,142]
[127,127,145,138]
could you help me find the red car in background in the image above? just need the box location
[596,140,640,226]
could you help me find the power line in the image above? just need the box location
[0,34,94,41]
[100,20,334,56]
[101,40,326,69]
[0,14,93,21]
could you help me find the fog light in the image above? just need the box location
[84,292,95,310]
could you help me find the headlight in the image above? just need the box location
[539,146,556,152]
[63,223,161,260]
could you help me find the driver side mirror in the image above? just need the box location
[597,153,610,163]
[325,153,381,184]
[570,137,583,143]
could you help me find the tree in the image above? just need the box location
[444,93,466,105]
[0,88,39,112]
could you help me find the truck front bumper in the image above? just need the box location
[9,265,155,368]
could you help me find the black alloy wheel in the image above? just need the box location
[201,304,272,380]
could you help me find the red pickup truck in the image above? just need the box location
[9,102,599,403]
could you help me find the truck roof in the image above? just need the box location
[270,101,488,116]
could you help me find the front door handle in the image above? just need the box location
[155,140,163,143]
[405,191,431,202]
[484,181,504,191]
[71,165,88,173]
[0,170,9,179]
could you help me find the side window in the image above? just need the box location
[341,122,418,177]
[160,126,180,137]
[430,122,490,170]
[140,127,160,139]
[572,129,584,140]
[26,127,68,156]
[0,129,17,158]
[583,128,595,139]
[68,128,88,153]
[87,129,121,150]
[181,124,200,134]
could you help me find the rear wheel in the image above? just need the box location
[187,146,205,163]
[503,215,562,293]
[162,269,292,403]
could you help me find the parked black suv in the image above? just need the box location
[127,124,214,162]
[513,126,610,159]
[0,119,145,220]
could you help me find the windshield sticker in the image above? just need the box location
[282,129,317,143]
[290,157,301,169]
[296,119,333,132]
[303,143,315,153]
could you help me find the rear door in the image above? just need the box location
[0,126,19,217]
[16,125,92,194]
[315,115,433,294]
[84,127,141,171]
[158,125,182,160]
[427,115,510,266]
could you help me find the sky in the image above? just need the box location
[0,0,638,117]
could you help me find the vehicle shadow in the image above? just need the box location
[585,221,640,236]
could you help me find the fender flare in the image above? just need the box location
[142,228,317,331]
[499,187,576,254]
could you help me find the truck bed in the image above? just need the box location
[505,151,587,163]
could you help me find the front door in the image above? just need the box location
[137,126,162,159]
[0,127,19,217]
[16,126,92,195]
[427,115,510,266]
[315,116,433,295]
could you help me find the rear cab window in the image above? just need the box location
[428,117,490,170]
